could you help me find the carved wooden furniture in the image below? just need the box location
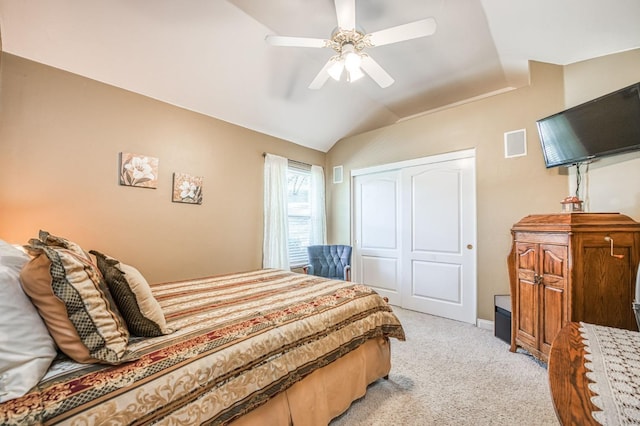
[548,322,600,425]
[508,213,640,361]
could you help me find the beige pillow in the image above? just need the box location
[37,230,89,259]
[90,250,172,337]
[0,240,57,402]
[20,240,134,364]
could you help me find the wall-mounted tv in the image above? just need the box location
[536,82,640,168]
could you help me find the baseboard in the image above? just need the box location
[477,318,494,331]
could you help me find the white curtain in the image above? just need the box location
[309,165,327,245]
[263,154,290,269]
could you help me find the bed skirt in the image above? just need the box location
[231,336,391,426]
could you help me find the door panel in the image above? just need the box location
[361,256,399,292]
[353,171,402,304]
[541,285,564,355]
[577,233,634,329]
[361,179,397,250]
[412,169,461,253]
[540,244,567,288]
[516,243,537,275]
[411,260,461,302]
[517,279,537,347]
[401,158,476,323]
[538,243,567,353]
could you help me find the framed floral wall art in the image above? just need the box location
[172,173,203,204]
[119,152,159,189]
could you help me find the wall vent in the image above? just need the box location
[504,129,527,158]
[333,165,343,184]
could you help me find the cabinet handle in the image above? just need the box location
[604,236,625,259]
[534,274,542,285]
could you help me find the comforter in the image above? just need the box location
[1,269,405,425]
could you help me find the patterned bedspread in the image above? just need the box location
[1,269,405,425]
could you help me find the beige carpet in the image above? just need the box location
[330,307,560,426]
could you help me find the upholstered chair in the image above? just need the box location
[303,245,352,281]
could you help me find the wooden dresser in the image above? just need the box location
[507,212,640,361]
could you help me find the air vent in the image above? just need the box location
[333,165,343,184]
[504,129,527,158]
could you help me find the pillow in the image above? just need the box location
[0,240,57,403]
[37,230,90,260]
[20,238,134,364]
[90,250,172,337]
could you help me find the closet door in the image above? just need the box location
[352,170,402,304]
[351,150,477,324]
[400,157,477,324]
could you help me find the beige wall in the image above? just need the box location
[327,52,640,322]
[564,49,640,218]
[2,49,638,322]
[0,53,324,283]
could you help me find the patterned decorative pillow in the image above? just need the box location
[20,239,134,364]
[90,250,173,337]
[37,230,90,259]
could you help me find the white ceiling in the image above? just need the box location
[0,0,639,152]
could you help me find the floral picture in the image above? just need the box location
[119,152,159,188]
[172,173,203,204]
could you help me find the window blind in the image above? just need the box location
[287,161,311,267]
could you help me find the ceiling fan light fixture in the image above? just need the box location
[347,65,364,82]
[340,43,364,83]
[328,59,344,81]
[344,51,362,72]
[342,44,362,72]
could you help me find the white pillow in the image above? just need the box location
[0,240,57,403]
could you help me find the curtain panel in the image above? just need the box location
[263,154,290,269]
[310,165,327,246]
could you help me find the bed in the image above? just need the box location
[0,234,405,425]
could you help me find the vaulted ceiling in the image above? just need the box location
[1,0,639,152]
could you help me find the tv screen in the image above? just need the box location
[536,82,640,168]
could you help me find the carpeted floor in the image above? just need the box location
[330,307,560,425]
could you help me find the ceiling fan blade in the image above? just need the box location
[265,35,327,48]
[308,59,334,90]
[368,17,437,47]
[360,55,394,88]
[335,0,356,30]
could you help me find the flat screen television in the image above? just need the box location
[536,82,640,168]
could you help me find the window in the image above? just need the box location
[263,153,325,270]
[287,162,311,267]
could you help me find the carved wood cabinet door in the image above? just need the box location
[514,242,538,351]
[513,241,567,360]
[538,244,568,356]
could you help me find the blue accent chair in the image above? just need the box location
[303,245,352,281]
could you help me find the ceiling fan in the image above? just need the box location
[265,0,437,90]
